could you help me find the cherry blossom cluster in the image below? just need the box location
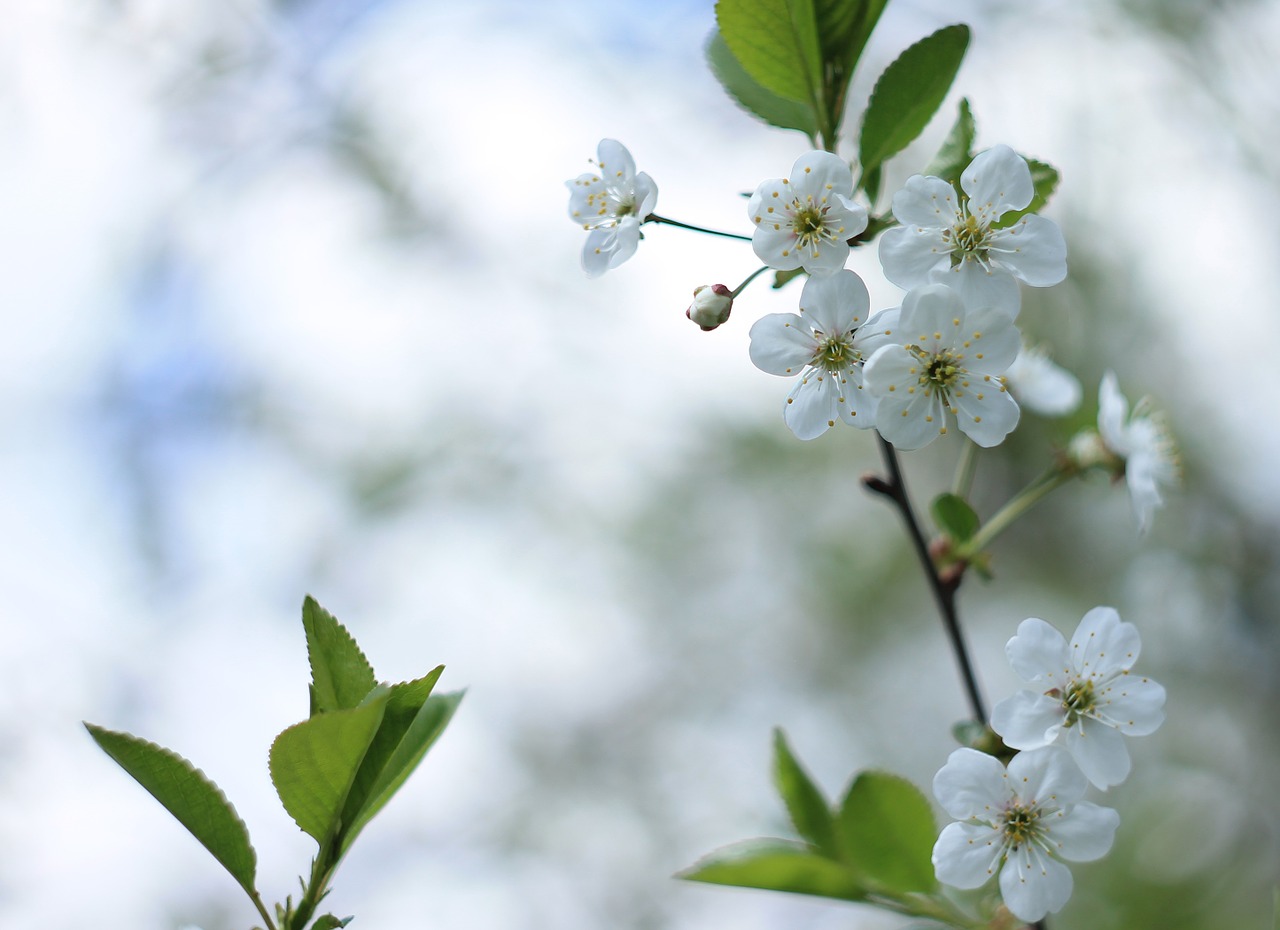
[933,607,1166,922]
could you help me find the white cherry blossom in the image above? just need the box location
[991,607,1166,789]
[1005,342,1081,417]
[879,144,1067,316]
[747,151,867,276]
[862,283,1020,450]
[566,139,657,278]
[748,269,894,440]
[1096,372,1178,533]
[932,746,1119,924]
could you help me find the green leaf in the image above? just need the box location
[772,267,808,289]
[772,729,838,857]
[303,596,377,716]
[311,916,353,930]
[924,97,976,185]
[992,157,1060,228]
[706,30,818,138]
[677,838,867,901]
[269,691,390,843]
[931,493,980,542]
[85,723,259,899]
[813,0,890,135]
[338,685,463,858]
[858,24,970,178]
[716,0,824,108]
[838,771,938,894]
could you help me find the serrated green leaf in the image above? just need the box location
[677,838,867,901]
[338,684,463,858]
[992,157,1059,228]
[931,492,980,541]
[303,596,377,715]
[858,24,970,178]
[716,0,824,109]
[924,98,976,185]
[706,30,818,138]
[772,729,838,857]
[85,723,259,899]
[269,692,389,843]
[813,0,890,135]
[838,771,938,894]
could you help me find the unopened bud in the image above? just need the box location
[686,284,733,331]
[1066,428,1120,474]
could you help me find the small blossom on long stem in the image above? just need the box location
[991,607,1166,788]
[932,746,1119,924]
[747,151,867,276]
[566,139,657,278]
[879,145,1067,316]
[862,283,1021,450]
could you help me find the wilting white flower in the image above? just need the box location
[862,283,1020,450]
[1069,372,1178,533]
[932,746,1119,924]
[748,151,867,276]
[686,284,733,331]
[991,607,1166,789]
[748,269,894,440]
[1005,343,1081,417]
[879,144,1067,316]
[566,139,657,278]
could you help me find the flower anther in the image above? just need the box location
[747,151,867,276]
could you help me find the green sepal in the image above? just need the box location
[837,771,938,894]
[931,492,980,542]
[772,729,839,857]
[715,0,824,110]
[269,689,391,843]
[677,838,868,901]
[858,24,970,180]
[85,723,259,901]
[706,29,819,138]
[924,97,976,185]
[992,157,1060,228]
[303,596,377,715]
[311,916,353,930]
[772,267,808,289]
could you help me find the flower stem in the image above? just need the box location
[864,434,988,724]
[644,213,752,242]
[952,438,979,498]
[953,467,1074,562]
[731,265,772,298]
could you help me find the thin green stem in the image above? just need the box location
[865,434,988,724]
[644,213,752,242]
[954,468,1075,561]
[249,890,277,930]
[952,438,979,499]
[731,265,771,298]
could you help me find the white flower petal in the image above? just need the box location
[933,821,1004,889]
[799,269,870,334]
[747,177,789,226]
[954,385,1019,447]
[801,238,850,276]
[879,224,949,289]
[836,372,877,428]
[932,748,1011,820]
[1097,371,1129,450]
[999,848,1072,924]
[596,138,636,181]
[991,690,1063,750]
[853,306,901,357]
[1065,720,1131,788]
[748,313,818,376]
[791,150,853,201]
[1009,746,1088,807]
[961,144,1034,221]
[633,171,659,217]
[784,370,842,440]
[871,383,948,450]
[935,259,1021,317]
[751,220,803,270]
[1044,801,1119,863]
[1098,674,1166,736]
[582,227,618,278]
[960,304,1022,374]
[992,214,1067,286]
[1006,347,1082,417]
[1070,606,1129,678]
[1006,617,1070,686]
[891,173,962,226]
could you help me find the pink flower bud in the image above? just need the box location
[686,284,733,331]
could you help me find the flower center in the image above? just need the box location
[1060,679,1097,726]
[907,347,964,402]
[813,331,857,372]
[944,208,992,266]
[1000,803,1043,851]
[791,200,835,250]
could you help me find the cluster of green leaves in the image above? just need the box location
[679,730,983,927]
[85,596,462,930]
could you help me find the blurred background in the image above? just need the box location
[1,0,1277,927]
